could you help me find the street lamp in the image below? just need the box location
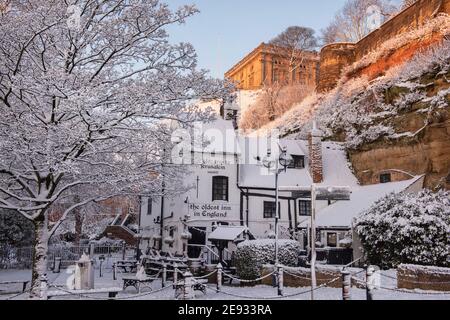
[258,144,291,268]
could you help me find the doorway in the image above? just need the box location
[187,227,206,258]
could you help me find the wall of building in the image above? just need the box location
[317,0,449,92]
[225,43,319,91]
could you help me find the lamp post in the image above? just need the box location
[259,145,291,267]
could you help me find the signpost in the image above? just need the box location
[279,185,351,300]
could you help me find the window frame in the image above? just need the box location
[289,155,305,169]
[212,176,229,202]
[298,200,311,216]
[263,201,280,219]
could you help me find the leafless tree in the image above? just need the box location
[269,26,318,83]
[321,0,398,44]
[240,83,312,131]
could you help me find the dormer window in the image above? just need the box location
[289,155,305,169]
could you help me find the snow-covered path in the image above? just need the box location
[0,269,449,300]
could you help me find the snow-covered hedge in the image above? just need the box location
[354,189,450,269]
[234,239,301,280]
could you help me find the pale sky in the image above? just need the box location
[167,0,402,79]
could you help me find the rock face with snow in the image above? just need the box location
[234,239,301,280]
[354,189,450,269]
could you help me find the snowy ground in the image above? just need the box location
[0,268,449,300]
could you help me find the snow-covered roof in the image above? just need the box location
[208,226,248,241]
[298,175,425,229]
[238,140,358,189]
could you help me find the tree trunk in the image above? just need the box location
[74,207,83,246]
[30,213,49,299]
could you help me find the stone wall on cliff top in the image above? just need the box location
[317,0,450,93]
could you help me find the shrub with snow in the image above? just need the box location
[234,239,301,280]
[354,189,450,269]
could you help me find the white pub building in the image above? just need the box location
[137,111,424,264]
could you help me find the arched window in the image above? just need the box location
[212,176,229,201]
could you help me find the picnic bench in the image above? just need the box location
[122,274,160,293]
[0,280,30,293]
[174,278,208,297]
[115,260,138,273]
[46,287,122,299]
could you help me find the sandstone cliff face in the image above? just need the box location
[348,69,450,190]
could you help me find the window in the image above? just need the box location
[147,198,152,215]
[327,232,337,247]
[212,176,228,201]
[263,201,280,219]
[380,173,391,183]
[289,155,305,169]
[298,200,311,216]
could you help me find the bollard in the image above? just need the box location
[216,263,223,293]
[173,263,178,289]
[341,270,351,300]
[366,265,375,301]
[113,262,117,280]
[162,263,167,287]
[181,271,195,300]
[53,257,61,273]
[40,274,48,300]
[277,266,284,296]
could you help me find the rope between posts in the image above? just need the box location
[283,270,312,280]
[47,283,173,300]
[5,288,32,300]
[221,270,276,283]
[194,269,217,279]
[205,275,341,300]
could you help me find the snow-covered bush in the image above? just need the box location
[234,239,301,280]
[354,189,450,269]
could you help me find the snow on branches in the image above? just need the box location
[0,0,232,297]
[354,189,450,269]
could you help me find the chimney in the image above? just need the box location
[308,121,323,183]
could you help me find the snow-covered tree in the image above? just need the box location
[354,190,450,269]
[0,0,231,298]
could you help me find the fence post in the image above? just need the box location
[366,265,375,301]
[181,271,194,300]
[113,262,117,280]
[40,274,48,300]
[216,263,223,293]
[341,269,351,300]
[121,241,126,260]
[89,243,95,258]
[278,265,284,296]
[54,257,61,273]
[162,262,167,287]
[173,263,178,288]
